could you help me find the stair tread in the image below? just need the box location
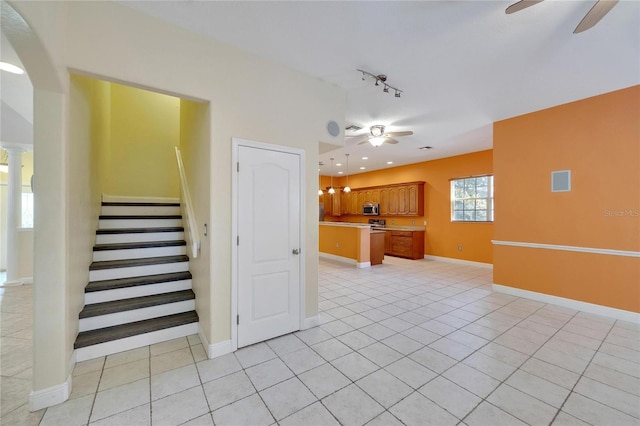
[86,271,192,293]
[80,289,195,318]
[99,215,182,220]
[74,311,199,349]
[90,255,189,271]
[102,202,180,207]
[96,227,184,235]
[93,240,187,251]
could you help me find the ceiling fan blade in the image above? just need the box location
[384,131,413,138]
[385,138,399,144]
[505,0,544,14]
[357,139,371,145]
[573,0,619,34]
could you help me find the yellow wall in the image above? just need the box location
[107,83,180,197]
[322,150,494,264]
[494,86,640,313]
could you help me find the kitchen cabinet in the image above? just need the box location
[370,231,385,265]
[385,230,425,260]
[380,182,424,216]
[328,181,424,217]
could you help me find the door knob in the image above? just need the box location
[292,248,300,255]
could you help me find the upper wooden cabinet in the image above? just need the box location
[323,181,424,217]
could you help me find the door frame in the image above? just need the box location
[230,137,306,351]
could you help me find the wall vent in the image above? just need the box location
[551,170,571,192]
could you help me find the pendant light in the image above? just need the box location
[318,162,323,195]
[343,153,351,193]
[328,158,335,194]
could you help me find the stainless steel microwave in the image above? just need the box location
[363,203,380,216]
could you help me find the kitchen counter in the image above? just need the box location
[373,225,426,231]
[320,221,370,229]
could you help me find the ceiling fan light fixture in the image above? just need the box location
[0,62,25,75]
[370,137,385,147]
[370,125,385,137]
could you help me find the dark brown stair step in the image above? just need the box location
[74,311,199,349]
[96,227,184,235]
[102,202,180,207]
[86,271,193,293]
[99,215,182,220]
[93,240,186,251]
[90,255,189,271]
[80,289,195,318]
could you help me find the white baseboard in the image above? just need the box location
[21,277,33,285]
[208,340,233,359]
[302,315,320,330]
[493,284,640,323]
[1,279,23,287]
[356,261,371,268]
[102,194,180,204]
[198,324,233,359]
[319,252,360,267]
[424,255,493,269]
[29,374,71,412]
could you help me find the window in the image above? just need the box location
[451,175,494,222]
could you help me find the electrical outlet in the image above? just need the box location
[424,220,427,226]
[336,243,340,248]
[458,245,463,251]
[411,220,415,225]
[391,219,395,224]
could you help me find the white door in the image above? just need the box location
[237,145,301,348]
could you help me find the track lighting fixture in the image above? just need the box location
[357,68,403,98]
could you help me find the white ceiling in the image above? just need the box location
[0,30,33,147]
[122,0,639,176]
[3,2,639,172]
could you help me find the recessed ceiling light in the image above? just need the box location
[362,157,368,160]
[0,62,25,75]
[419,146,434,150]
[338,171,343,174]
[360,166,366,170]
[387,161,393,165]
[335,163,342,166]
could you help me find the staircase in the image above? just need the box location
[74,200,199,362]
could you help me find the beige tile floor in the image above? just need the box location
[1,257,639,425]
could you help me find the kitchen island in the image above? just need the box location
[319,222,375,268]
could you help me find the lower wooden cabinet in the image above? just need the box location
[384,230,425,260]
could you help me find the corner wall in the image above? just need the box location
[493,86,640,313]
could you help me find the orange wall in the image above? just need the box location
[494,86,640,312]
[321,150,494,264]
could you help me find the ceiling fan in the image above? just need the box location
[506,0,619,34]
[351,125,414,147]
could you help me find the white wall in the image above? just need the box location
[9,0,345,396]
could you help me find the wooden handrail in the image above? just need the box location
[174,147,200,259]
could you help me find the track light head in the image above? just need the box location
[395,91,401,98]
[383,85,389,93]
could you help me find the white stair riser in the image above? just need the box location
[99,218,183,229]
[96,232,185,245]
[75,322,198,362]
[89,262,189,281]
[79,300,195,332]
[101,205,181,216]
[85,279,192,304]
[93,245,186,262]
